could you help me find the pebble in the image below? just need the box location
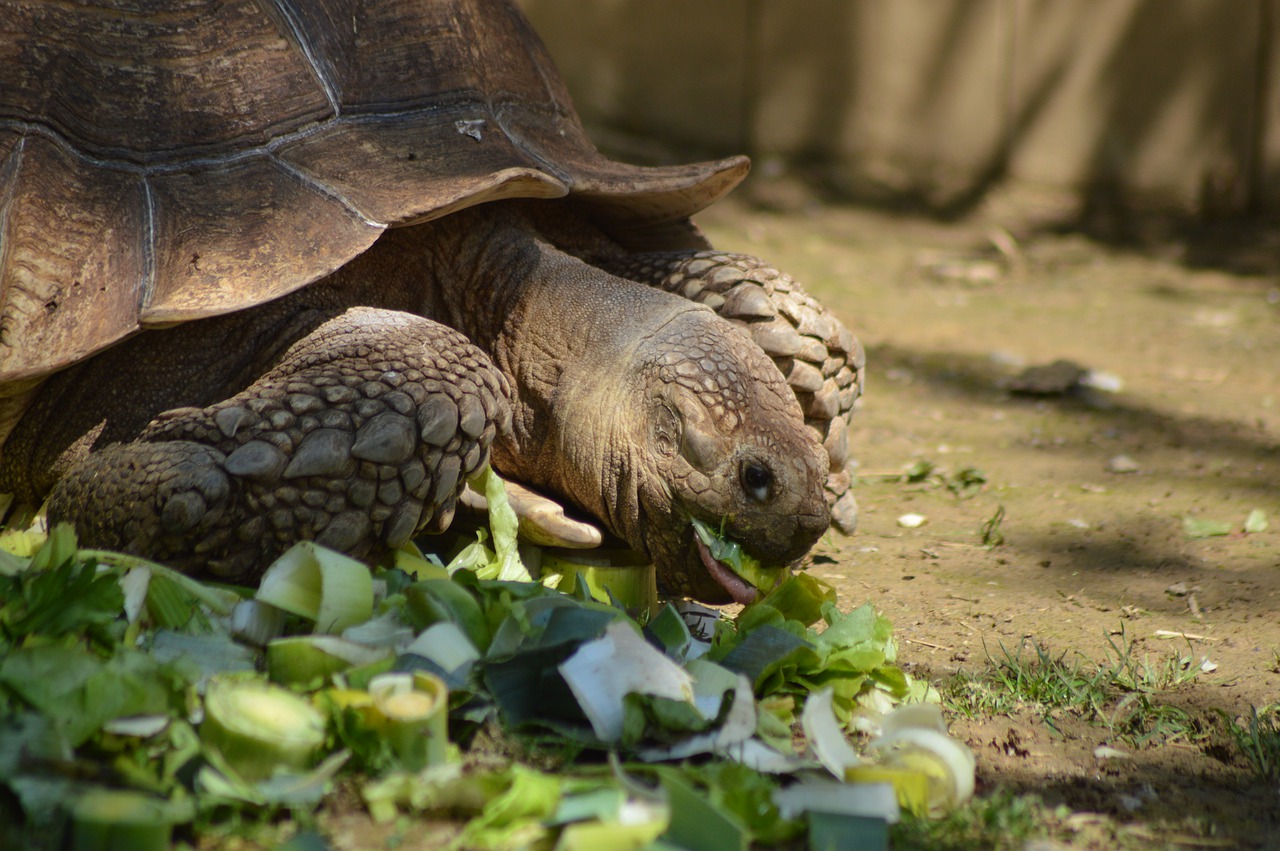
[897,513,927,528]
[1081,369,1124,393]
[1107,454,1139,473]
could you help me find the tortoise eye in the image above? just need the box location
[741,461,772,503]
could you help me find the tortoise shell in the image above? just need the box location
[0,0,747,386]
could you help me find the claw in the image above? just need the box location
[460,479,604,549]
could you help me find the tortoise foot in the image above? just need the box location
[51,307,511,580]
[48,440,244,572]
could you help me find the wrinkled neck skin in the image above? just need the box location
[477,241,686,553]
[329,201,831,600]
[334,203,686,556]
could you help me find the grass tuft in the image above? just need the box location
[891,788,1058,850]
[944,627,1204,745]
[1219,703,1280,782]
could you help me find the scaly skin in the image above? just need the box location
[1,202,830,601]
[593,250,864,535]
[41,309,509,580]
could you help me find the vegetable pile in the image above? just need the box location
[0,470,974,850]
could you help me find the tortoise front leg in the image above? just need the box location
[48,307,510,581]
[600,251,863,534]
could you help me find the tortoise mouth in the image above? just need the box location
[692,534,759,606]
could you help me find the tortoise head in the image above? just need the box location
[623,308,831,603]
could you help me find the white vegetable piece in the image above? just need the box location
[559,620,695,743]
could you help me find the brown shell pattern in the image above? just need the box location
[0,0,747,385]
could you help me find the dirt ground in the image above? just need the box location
[698,179,1280,848]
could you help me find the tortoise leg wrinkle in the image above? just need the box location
[601,251,864,534]
[48,308,511,581]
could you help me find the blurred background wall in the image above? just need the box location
[518,0,1278,221]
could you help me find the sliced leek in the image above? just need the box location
[366,672,449,770]
[869,724,976,815]
[200,678,327,781]
[230,598,287,647]
[267,635,392,685]
[254,542,373,634]
[541,549,658,618]
[70,789,179,851]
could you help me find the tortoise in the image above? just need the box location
[0,0,862,604]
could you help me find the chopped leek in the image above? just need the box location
[869,723,976,815]
[559,620,695,743]
[254,542,373,633]
[366,672,449,770]
[70,789,179,851]
[200,678,327,781]
[267,635,392,685]
[541,549,659,618]
[230,599,287,647]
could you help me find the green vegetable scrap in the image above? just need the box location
[0,469,970,851]
[70,788,189,851]
[200,678,327,781]
[1182,515,1234,539]
[690,517,788,592]
[1244,509,1269,534]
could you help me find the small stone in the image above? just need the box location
[897,513,927,528]
[1009,359,1087,395]
[1081,370,1124,393]
[1107,454,1139,473]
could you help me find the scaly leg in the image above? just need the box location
[48,307,510,580]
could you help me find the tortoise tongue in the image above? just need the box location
[694,537,758,606]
